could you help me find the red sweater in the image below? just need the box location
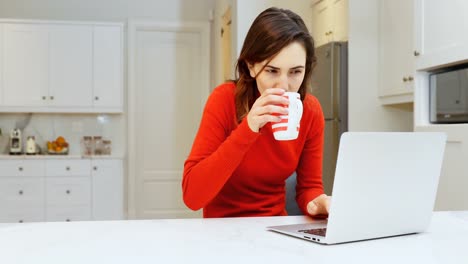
[182,82,325,217]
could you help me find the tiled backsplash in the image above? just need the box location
[0,113,125,156]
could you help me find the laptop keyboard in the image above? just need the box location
[298,228,327,237]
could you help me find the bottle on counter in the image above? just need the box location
[102,140,112,155]
[93,136,104,155]
[81,136,93,156]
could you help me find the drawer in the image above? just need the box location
[46,177,91,206]
[0,178,45,207]
[46,159,91,177]
[0,207,45,223]
[46,205,91,222]
[0,160,45,177]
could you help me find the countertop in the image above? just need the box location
[0,154,124,160]
[0,211,467,264]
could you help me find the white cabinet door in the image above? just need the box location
[92,159,124,220]
[46,159,91,177]
[331,0,348,43]
[433,139,468,210]
[46,177,91,206]
[414,0,468,70]
[49,25,93,107]
[311,0,348,47]
[379,0,415,104]
[3,23,49,107]
[93,26,123,110]
[311,0,332,47]
[0,177,46,222]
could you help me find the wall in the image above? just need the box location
[235,0,312,58]
[0,113,124,156]
[0,0,215,21]
[348,0,413,131]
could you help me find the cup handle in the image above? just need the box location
[296,98,303,119]
[290,98,303,127]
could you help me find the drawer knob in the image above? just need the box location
[95,96,99,101]
[66,219,71,222]
[18,190,23,195]
[19,220,23,223]
[50,96,54,100]
[66,190,71,195]
[18,167,23,171]
[408,76,414,81]
[93,166,98,171]
[414,50,420,56]
[42,96,47,100]
[66,166,71,171]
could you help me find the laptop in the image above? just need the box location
[268,132,447,244]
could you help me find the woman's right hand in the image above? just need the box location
[246,88,290,132]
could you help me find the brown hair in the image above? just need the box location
[234,7,316,123]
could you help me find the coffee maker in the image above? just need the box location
[9,128,22,155]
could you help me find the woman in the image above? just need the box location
[182,7,330,218]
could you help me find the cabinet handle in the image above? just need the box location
[95,96,99,101]
[408,76,414,81]
[18,190,23,195]
[414,51,420,56]
[50,96,54,100]
[42,96,47,100]
[18,167,23,171]
[93,166,98,171]
[66,166,71,171]
[66,219,71,222]
[403,77,408,82]
[66,190,71,195]
[19,220,23,223]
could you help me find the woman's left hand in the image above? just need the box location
[307,194,331,218]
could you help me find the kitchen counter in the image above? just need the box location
[0,211,467,263]
[0,154,124,159]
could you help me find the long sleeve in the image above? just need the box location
[182,84,260,210]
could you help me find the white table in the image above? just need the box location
[0,211,467,264]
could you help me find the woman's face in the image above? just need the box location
[248,41,306,94]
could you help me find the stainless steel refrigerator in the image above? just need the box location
[311,41,348,195]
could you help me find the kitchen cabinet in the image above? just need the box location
[49,25,93,107]
[311,0,348,47]
[0,20,123,113]
[0,158,124,223]
[0,160,46,223]
[414,125,468,210]
[3,23,49,107]
[378,0,415,105]
[91,159,124,220]
[414,0,468,70]
[93,26,123,109]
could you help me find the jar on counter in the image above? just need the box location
[102,140,112,155]
[81,136,93,156]
[93,136,104,155]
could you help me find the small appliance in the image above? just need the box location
[9,128,22,155]
[430,65,468,123]
[26,136,37,155]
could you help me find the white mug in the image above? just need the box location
[271,92,303,140]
